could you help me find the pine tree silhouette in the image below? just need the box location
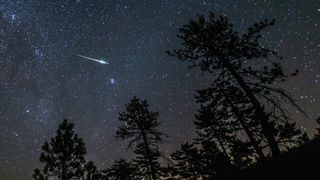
[84,161,104,180]
[167,12,305,157]
[170,142,202,179]
[116,96,167,180]
[106,159,139,180]
[171,140,237,179]
[199,139,237,180]
[33,119,96,180]
[195,81,266,162]
[230,139,256,169]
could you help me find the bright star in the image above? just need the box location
[110,78,116,85]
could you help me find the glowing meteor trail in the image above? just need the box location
[76,54,109,64]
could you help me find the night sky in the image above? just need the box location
[0,0,319,179]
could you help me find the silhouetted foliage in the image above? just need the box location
[170,140,237,179]
[167,12,306,158]
[84,161,104,180]
[106,159,138,180]
[116,96,167,180]
[33,119,101,180]
[170,142,203,179]
[199,139,238,180]
[316,116,320,125]
[315,116,320,138]
[195,81,266,163]
[230,139,256,169]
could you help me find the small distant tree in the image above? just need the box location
[33,119,88,180]
[106,159,138,180]
[116,96,167,180]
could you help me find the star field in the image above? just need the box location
[0,0,319,179]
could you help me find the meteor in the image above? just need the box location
[76,54,109,64]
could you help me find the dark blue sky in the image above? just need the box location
[0,0,319,179]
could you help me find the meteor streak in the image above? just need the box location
[76,54,109,64]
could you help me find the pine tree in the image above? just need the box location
[229,139,256,169]
[167,12,305,157]
[116,96,167,180]
[277,121,309,149]
[170,142,202,179]
[33,119,88,180]
[195,81,266,162]
[199,139,236,180]
[84,161,104,180]
[106,159,138,180]
[170,140,236,179]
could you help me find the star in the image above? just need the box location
[110,78,116,85]
[0,1,318,179]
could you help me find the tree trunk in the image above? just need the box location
[221,59,281,157]
[141,131,157,180]
[216,136,229,158]
[218,84,266,160]
[61,161,66,180]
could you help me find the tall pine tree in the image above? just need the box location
[116,96,167,180]
[167,12,305,157]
